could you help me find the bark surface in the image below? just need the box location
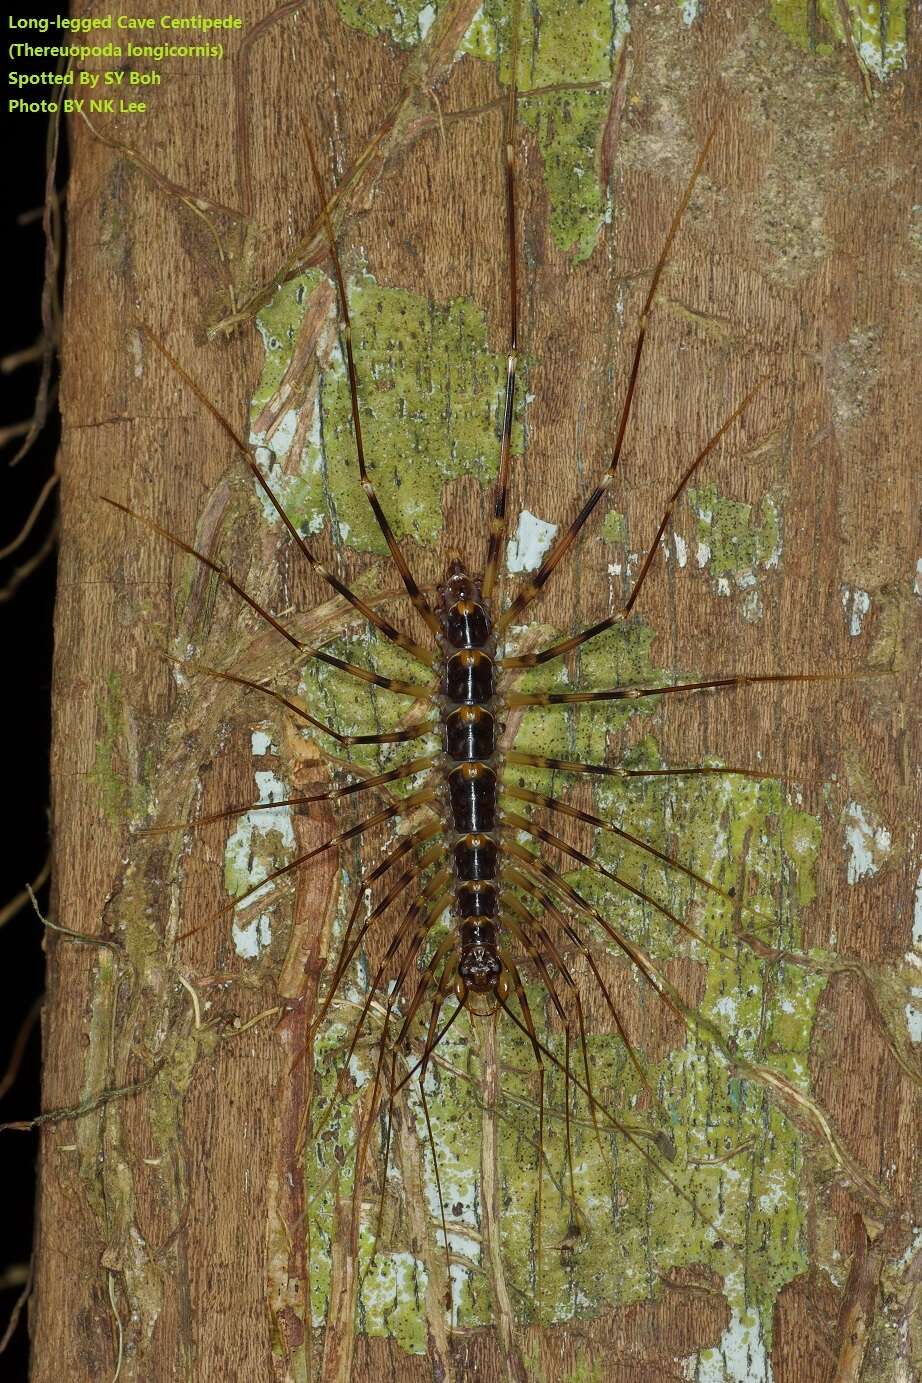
[34,1,921,1380]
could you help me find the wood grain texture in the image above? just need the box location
[35,1,920,1379]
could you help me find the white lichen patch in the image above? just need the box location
[914,557,922,598]
[906,990,922,1046]
[842,800,892,884]
[694,1270,773,1382]
[506,509,558,573]
[914,867,922,948]
[224,766,296,958]
[683,487,783,624]
[840,584,871,636]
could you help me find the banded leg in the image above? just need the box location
[502,866,662,1110]
[303,132,440,641]
[502,781,775,930]
[500,813,731,959]
[104,497,434,698]
[167,655,437,747]
[505,749,775,781]
[145,754,439,836]
[495,123,720,639]
[136,326,436,665]
[506,669,864,709]
[182,787,437,937]
[481,0,522,603]
[500,378,764,667]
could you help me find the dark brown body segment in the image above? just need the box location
[438,565,502,993]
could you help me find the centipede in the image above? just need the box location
[41,1,919,1380]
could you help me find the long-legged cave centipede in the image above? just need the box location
[38,1,919,1380]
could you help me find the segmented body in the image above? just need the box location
[437,565,503,994]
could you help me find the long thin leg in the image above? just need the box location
[505,749,775,781]
[506,669,866,709]
[136,326,436,666]
[500,813,730,959]
[144,753,439,836]
[502,781,771,927]
[337,901,454,1101]
[502,866,661,1108]
[186,786,436,934]
[303,134,440,641]
[505,903,622,1163]
[495,947,547,1306]
[499,378,764,666]
[481,0,521,603]
[312,838,446,1040]
[104,497,433,698]
[167,654,436,747]
[418,1066,454,1322]
[495,123,720,639]
[501,842,687,1026]
[497,996,736,1248]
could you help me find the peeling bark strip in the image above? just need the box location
[37,0,919,1380]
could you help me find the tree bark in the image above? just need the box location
[35,2,920,1380]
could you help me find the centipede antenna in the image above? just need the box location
[499,376,765,666]
[163,653,437,747]
[302,131,441,641]
[495,122,720,637]
[136,326,436,665]
[481,0,521,603]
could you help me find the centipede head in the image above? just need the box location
[439,558,490,648]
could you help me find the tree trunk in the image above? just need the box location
[35,2,920,1380]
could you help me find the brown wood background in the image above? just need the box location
[34,0,921,1379]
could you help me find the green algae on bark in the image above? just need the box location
[301,610,827,1349]
[686,483,782,623]
[90,672,153,826]
[250,269,521,553]
[769,0,907,80]
[336,0,627,259]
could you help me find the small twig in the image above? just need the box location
[26,882,126,962]
[177,974,203,1030]
[0,339,46,374]
[0,1068,160,1133]
[0,857,51,931]
[0,996,42,1102]
[107,1271,124,1383]
[0,471,58,560]
[0,1258,33,1357]
[0,518,58,603]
